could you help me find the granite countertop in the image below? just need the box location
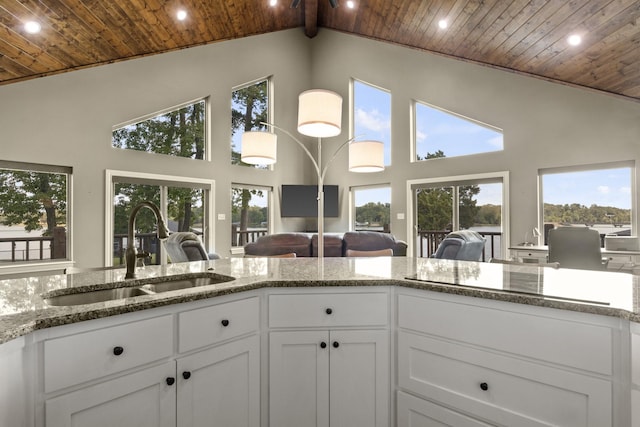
[0,257,638,344]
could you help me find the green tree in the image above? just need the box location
[355,202,390,227]
[231,80,268,243]
[0,170,67,236]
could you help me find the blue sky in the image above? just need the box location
[543,168,631,209]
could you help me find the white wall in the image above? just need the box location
[0,28,639,270]
[311,30,640,247]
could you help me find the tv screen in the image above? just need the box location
[281,185,339,217]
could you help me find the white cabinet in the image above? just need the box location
[632,322,640,427]
[45,362,176,427]
[0,336,31,427]
[398,391,493,427]
[177,335,260,427]
[40,294,261,427]
[268,289,390,427]
[269,329,389,427]
[396,290,619,427]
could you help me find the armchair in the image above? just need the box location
[547,226,607,270]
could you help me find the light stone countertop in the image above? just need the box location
[0,257,638,344]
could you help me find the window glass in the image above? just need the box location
[231,185,270,246]
[353,186,391,232]
[231,79,270,168]
[112,99,206,159]
[0,162,70,264]
[415,180,503,260]
[541,166,632,242]
[353,80,391,166]
[109,173,212,266]
[414,101,503,160]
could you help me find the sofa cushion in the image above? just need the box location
[311,234,344,257]
[243,233,311,257]
[342,231,407,256]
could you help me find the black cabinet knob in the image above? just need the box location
[480,382,489,391]
[221,319,230,327]
[320,341,327,349]
[182,371,191,380]
[166,377,175,386]
[325,308,333,315]
[332,341,339,348]
[113,346,124,356]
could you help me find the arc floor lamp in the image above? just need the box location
[240,89,384,258]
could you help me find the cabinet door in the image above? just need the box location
[45,362,176,427]
[269,331,330,427]
[329,330,389,427]
[397,391,492,427]
[177,335,260,427]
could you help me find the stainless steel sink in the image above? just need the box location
[43,273,235,306]
[139,276,228,293]
[44,287,152,306]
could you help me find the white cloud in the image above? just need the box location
[486,135,503,148]
[597,185,610,194]
[619,186,631,194]
[355,108,390,133]
[416,129,427,143]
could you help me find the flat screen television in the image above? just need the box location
[281,185,339,217]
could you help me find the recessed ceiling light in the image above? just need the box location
[24,21,41,34]
[269,0,278,6]
[176,9,187,21]
[438,19,448,30]
[568,34,582,46]
[346,0,355,8]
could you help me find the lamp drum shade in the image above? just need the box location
[349,140,384,172]
[241,131,277,165]
[297,89,342,138]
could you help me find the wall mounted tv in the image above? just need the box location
[281,185,339,217]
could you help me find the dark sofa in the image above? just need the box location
[243,231,407,257]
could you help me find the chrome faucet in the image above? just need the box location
[125,201,170,279]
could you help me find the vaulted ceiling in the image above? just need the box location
[1,0,639,101]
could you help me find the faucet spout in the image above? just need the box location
[125,201,170,279]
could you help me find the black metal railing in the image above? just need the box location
[417,230,502,262]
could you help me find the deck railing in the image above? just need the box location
[417,230,502,262]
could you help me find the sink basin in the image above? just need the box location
[43,273,235,306]
[140,276,232,293]
[44,287,151,306]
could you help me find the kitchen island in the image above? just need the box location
[0,257,638,426]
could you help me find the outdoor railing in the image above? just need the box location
[417,230,502,262]
[232,227,268,247]
[0,236,55,262]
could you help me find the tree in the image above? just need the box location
[231,80,268,243]
[0,170,67,236]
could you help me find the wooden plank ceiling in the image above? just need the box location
[1,0,639,101]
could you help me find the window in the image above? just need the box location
[410,172,508,260]
[0,161,70,266]
[353,80,391,166]
[414,101,503,160]
[231,185,270,247]
[231,79,270,168]
[540,163,634,243]
[352,186,391,232]
[112,99,206,160]
[106,171,214,266]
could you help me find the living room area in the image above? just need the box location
[0,27,639,274]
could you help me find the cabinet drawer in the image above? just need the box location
[397,391,492,427]
[398,331,612,427]
[44,315,173,393]
[179,296,259,353]
[268,292,388,328]
[398,293,612,375]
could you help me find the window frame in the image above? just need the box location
[406,171,510,258]
[538,161,636,239]
[105,170,215,266]
[350,184,392,232]
[0,160,73,274]
[230,183,273,250]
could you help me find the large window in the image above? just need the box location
[112,99,207,160]
[540,163,634,243]
[352,185,391,232]
[410,173,508,260]
[231,184,271,247]
[106,171,214,266]
[231,78,270,168]
[414,101,503,160]
[0,161,70,266]
[353,80,391,166]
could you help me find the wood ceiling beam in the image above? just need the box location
[304,0,319,38]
